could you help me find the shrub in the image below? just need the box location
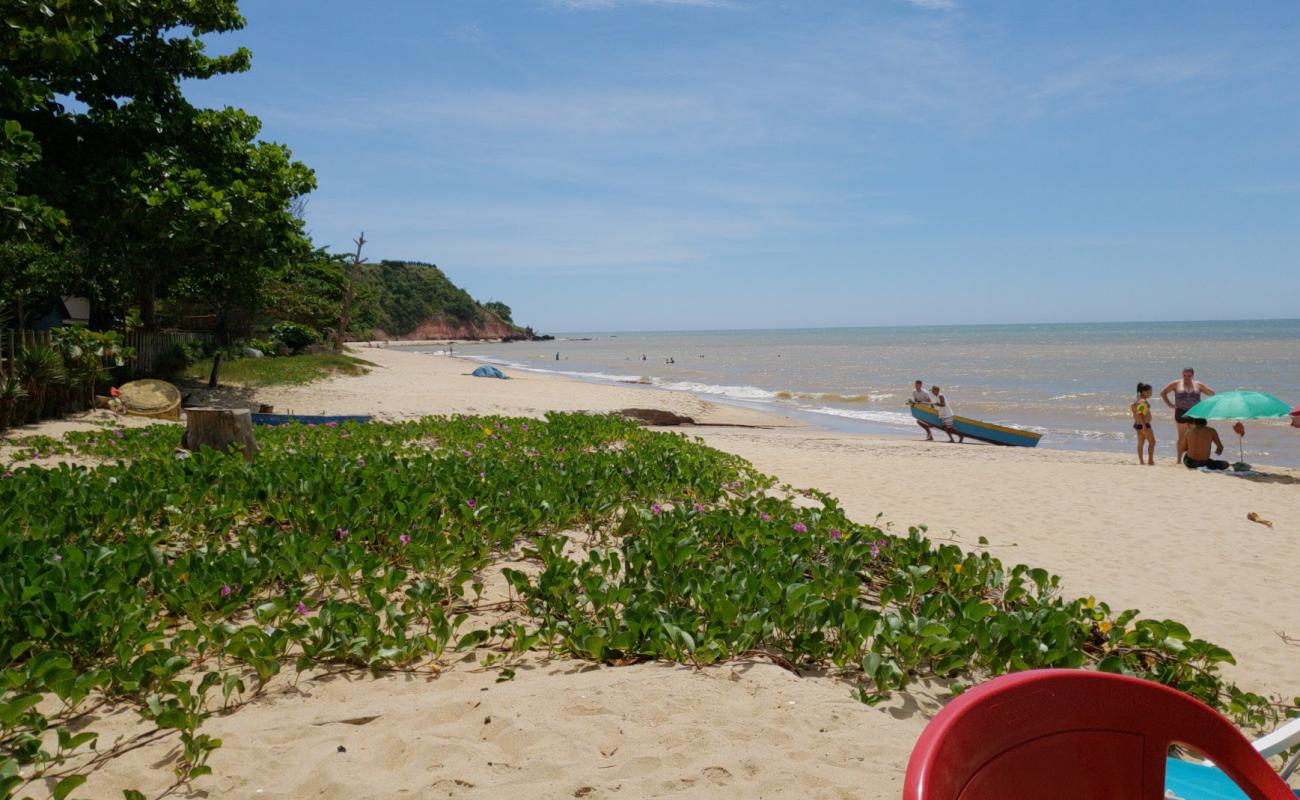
[271,321,319,354]
[15,343,65,422]
[0,375,25,429]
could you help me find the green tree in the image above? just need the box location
[483,300,513,323]
[2,0,313,331]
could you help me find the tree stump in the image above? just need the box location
[182,407,260,461]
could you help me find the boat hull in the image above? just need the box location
[251,413,372,427]
[909,404,1042,448]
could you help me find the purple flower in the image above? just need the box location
[296,601,310,615]
[870,542,881,558]
[694,503,704,513]
[521,423,529,431]
[462,449,472,457]
[400,534,410,545]
[479,471,485,480]
[732,481,742,489]
[466,499,477,508]
[475,442,485,450]
[337,527,349,540]
[830,529,842,540]
[221,585,232,596]
[652,503,664,514]
[760,513,771,522]
[623,467,633,475]
[792,522,808,534]
[326,421,338,428]
[113,429,124,439]
[52,553,62,562]
[357,457,366,467]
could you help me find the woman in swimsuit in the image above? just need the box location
[1130,382,1156,465]
[1160,367,1215,464]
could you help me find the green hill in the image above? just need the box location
[363,261,529,340]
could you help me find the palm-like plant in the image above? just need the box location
[17,343,66,422]
[0,375,26,429]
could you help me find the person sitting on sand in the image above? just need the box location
[1183,417,1229,470]
[1130,382,1156,465]
[1161,367,1215,464]
[930,385,964,444]
[908,380,935,441]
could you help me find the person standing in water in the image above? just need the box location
[1130,382,1156,465]
[908,380,935,441]
[930,385,964,443]
[1160,367,1214,464]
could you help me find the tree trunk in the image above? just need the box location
[334,232,367,353]
[181,407,260,461]
[138,271,158,331]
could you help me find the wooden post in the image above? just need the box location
[182,407,260,461]
[334,231,367,353]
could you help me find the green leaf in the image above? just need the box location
[53,774,87,800]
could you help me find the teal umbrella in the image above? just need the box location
[1185,391,1292,420]
[1185,391,1293,466]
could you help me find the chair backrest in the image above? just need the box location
[903,669,1294,800]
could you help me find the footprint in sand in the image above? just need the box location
[701,766,733,784]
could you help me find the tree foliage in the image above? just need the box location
[1,0,313,332]
[366,260,488,337]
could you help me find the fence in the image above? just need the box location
[123,330,215,375]
[1,329,215,378]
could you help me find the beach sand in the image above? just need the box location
[15,346,1299,798]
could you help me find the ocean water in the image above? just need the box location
[400,321,1300,466]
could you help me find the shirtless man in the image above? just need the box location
[1160,367,1215,464]
[1183,417,1229,470]
[908,380,935,441]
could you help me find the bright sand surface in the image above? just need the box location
[14,346,1299,798]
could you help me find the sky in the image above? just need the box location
[183,1,1300,333]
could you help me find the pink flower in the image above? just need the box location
[52,553,62,562]
[221,585,232,596]
[521,423,529,431]
[337,527,349,540]
[792,522,808,534]
[870,542,881,557]
[326,421,338,428]
[466,499,476,508]
[296,601,310,615]
[623,468,633,475]
[694,503,704,513]
[760,513,771,522]
[475,442,485,450]
[462,449,472,457]
[399,534,410,545]
[652,504,664,514]
[830,529,842,540]
[357,457,366,467]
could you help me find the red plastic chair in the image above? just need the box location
[903,669,1294,800]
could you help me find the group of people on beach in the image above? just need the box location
[908,380,963,443]
[1130,367,1230,469]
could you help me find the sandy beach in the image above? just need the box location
[13,346,1299,798]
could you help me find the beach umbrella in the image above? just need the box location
[1185,391,1293,465]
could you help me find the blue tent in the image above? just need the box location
[471,365,509,379]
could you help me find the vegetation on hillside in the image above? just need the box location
[0,414,1284,797]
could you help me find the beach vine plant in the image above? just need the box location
[0,414,1287,798]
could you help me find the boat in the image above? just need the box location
[250,413,372,427]
[909,403,1042,448]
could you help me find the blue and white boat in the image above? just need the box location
[909,403,1042,448]
[251,413,372,427]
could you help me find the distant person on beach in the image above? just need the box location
[1130,382,1156,465]
[930,385,964,444]
[555,352,560,361]
[1161,367,1214,463]
[1183,417,1229,470]
[908,380,935,441]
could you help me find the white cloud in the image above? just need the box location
[903,0,957,9]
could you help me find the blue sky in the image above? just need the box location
[184,1,1300,332]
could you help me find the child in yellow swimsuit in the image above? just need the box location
[1130,382,1156,465]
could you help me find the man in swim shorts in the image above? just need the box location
[908,380,935,441]
[1160,367,1215,464]
[1183,417,1229,470]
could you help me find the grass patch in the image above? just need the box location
[183,352,373,387]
